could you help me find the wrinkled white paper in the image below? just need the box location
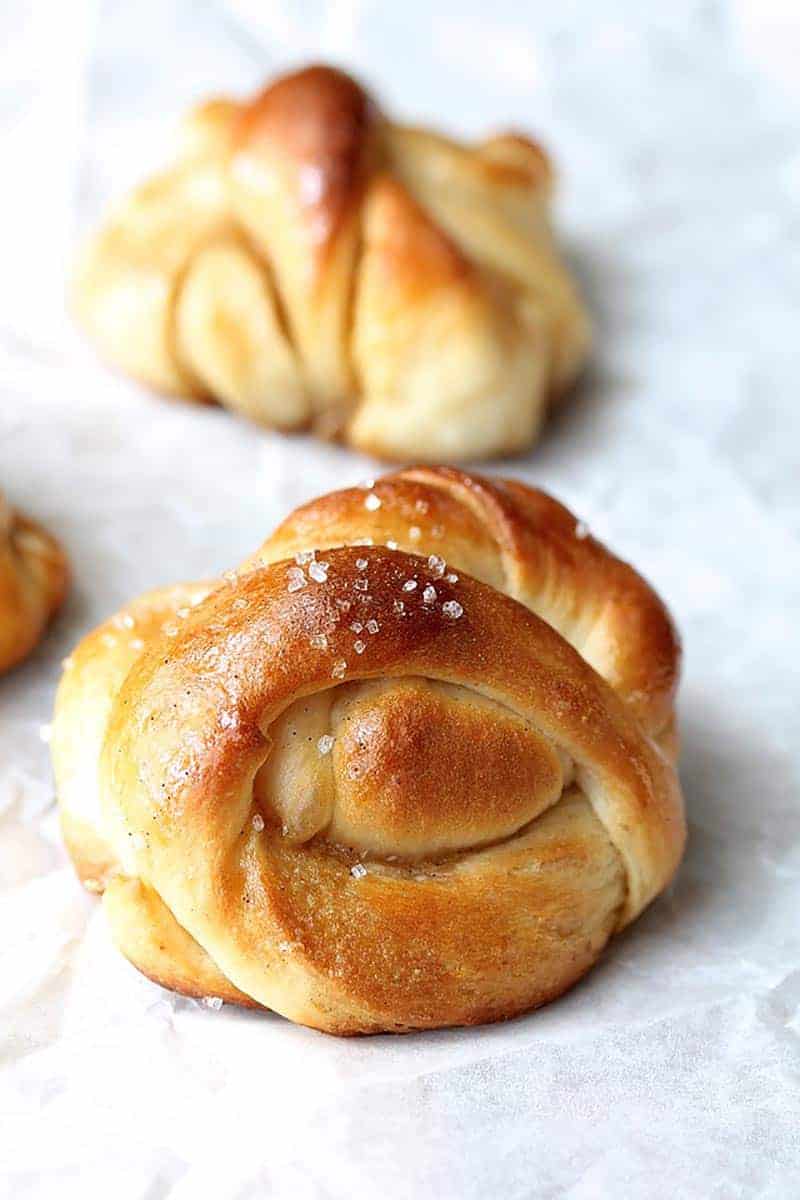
[2,2,800,1196]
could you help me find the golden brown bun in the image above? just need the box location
[53,469,684,1034]
[0,493,68,674]
[72,64,590,460]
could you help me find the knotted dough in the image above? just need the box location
[53,469,684,1033]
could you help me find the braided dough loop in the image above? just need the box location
[72,64,590,461]
[0,493,68,674]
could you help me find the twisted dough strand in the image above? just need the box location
[252,466,680,741]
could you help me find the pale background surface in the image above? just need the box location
[2,2,800,1196]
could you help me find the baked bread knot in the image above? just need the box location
[0,493,69,674]
[72,64,591,460]
[53,469,683,1034]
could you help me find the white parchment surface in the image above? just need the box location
[2,2,800,1196]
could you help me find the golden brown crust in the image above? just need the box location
[476,132,554,189]
[54,579,215,887]
[233,64,378,262]
[104,875,262,1008]
[344,179,552,459]
[53,470,684,1034]
[0,495,69,674]
[250,467,680,740]
[357,175,473,298]
[98,550,680,1030]
[72,63,590,460]
[318,678,567,858]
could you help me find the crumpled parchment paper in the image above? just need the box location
[2,2,799,1196]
